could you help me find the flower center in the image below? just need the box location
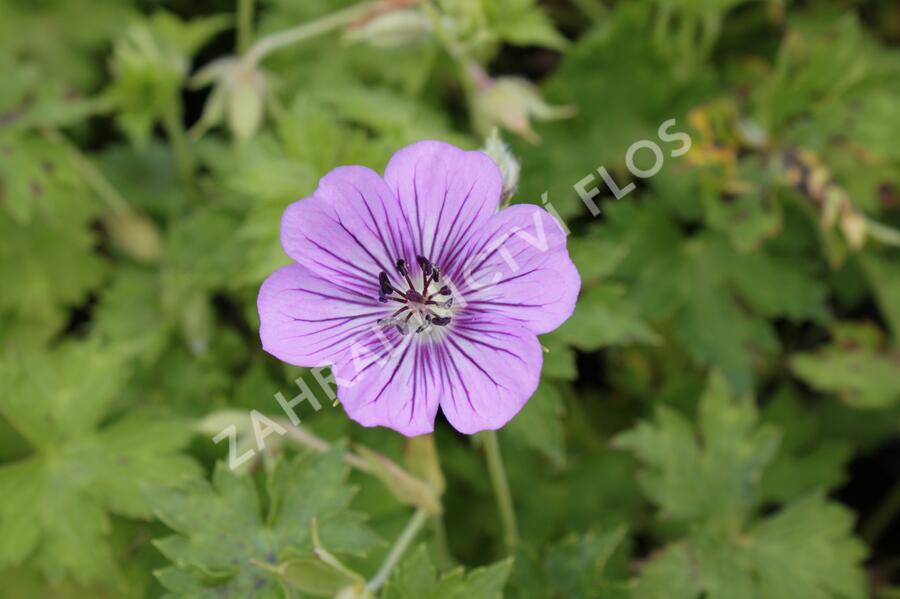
[376,256,453,336]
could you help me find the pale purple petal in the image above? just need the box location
[436,314,543,434]
[332,335,440,436]
[281,166,414,293]
[454,204,580,335]
[384,140,502,264]
[331,314,542,436]
[258,264,392,367]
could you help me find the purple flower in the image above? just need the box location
[257,140,580,436]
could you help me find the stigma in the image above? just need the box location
[376,256,453,336]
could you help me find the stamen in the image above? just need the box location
[378,272,393,295]
[376,256,453,335]
[416,256,433,276]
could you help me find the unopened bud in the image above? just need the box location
[189,57,268,141]
[482,129,520,205]
[228,65,266,141]
[840,206,867,250]
[474,76,576,144]
[335,583,375,599]
[104,211,163,263]
[344,9,431,49]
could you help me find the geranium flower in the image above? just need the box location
[257,140,580,436]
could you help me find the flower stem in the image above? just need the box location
[236,0,255,54]
[244,1,377,64]
[864,478,900,547]
[40,126,132,217]
[481,430,518,554]
[366,509,429,591]
[431,513,454,570]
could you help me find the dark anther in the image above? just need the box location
[431,316,452,327]
[396,259,409,276]
[378,292,389,303]
[432,266,441,282]
[395,321,410,336]
[416,255,433,276]
[438,285,451,296]
[378,272,393,295]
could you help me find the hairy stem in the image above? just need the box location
[41,126,132,216]
[237,0,255,54]
[367,509,429,591]
[481,430,518,554]
[275,418,374,473]
[431,513,455,570]
[244,1,377,64]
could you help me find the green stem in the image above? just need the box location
[481,430,518,554]
[864,217,900,247]
[237,0,255,54]
[41,126,132,216]
[367,509,429,591]
[863,478,900,546]
[162,102,194,184]
[244,1,377,64]
[431,514,454,571]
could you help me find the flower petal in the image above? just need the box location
[258,264,391,367]
[332,335,440,436]
[280,166,414,293]
[384,140,502,264]
[437,315,543,434]
[454,204,580,335]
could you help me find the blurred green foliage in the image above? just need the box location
[1,0,899,597]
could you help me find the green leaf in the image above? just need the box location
[758,390,851,503]
[860,251,900,341]
[0,342,198,584]
[554,284,659,351]
[503,380,566,467]
[149,448,381,598]
[634,495,867,599]
[486,0,568,50]
[621,373,868,599]
[104,12,228,145]
[790,322,900,409]
[614,372,779,525]
[542,528,626,598]
[383,545,513,599]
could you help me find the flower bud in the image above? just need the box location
[189,57,269,141]
[344,9,432,49]
[228,66,266,141]
[473,75,576,144]
[335,584,375,599]
[481,129,520,204]
[104,211,163,263]
[840,205,867,250]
